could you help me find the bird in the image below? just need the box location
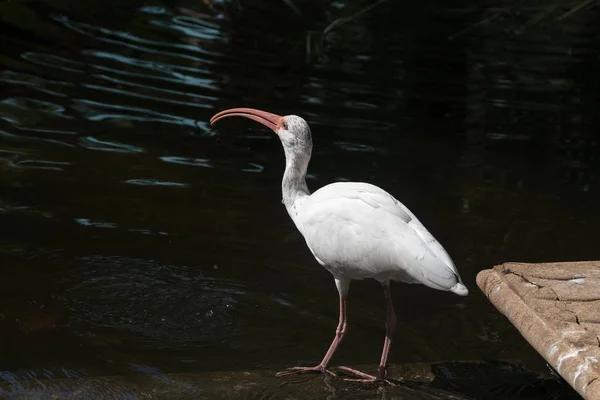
[210,108,468,382]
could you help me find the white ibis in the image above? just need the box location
[210,108,468,382]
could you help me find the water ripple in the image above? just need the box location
[241,162,264,173]
[160,156,212,168]
[56,256,245,346]
[14,160,70,171]
[75,218,171,236]
[138,6,168,15]
[124,179,189,187]
[75,218,117,229]
[151,16,222,42]
[89,72,216,105]
[80,83,212,110]
[52,14,223,59]
[86,50,216,86]
[1,71,74,98]
[333,141,380,153]
[0,130,74,148]
[90,62,216,92]
[21,52,87,74]
[0,97,73,125]
[79,136,145,154]
[72,99,199,127]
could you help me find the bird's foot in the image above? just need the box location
[337,366,389,383]
[275,365,336,377]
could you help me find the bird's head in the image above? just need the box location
[210,108,312,157]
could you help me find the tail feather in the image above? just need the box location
[450,282,469,296]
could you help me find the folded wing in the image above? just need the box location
[297,182,463,292]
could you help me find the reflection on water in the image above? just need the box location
[0,0,597,398]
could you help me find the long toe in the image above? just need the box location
[337,366,392,383]
[275,365,336,377]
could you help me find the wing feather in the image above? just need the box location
[297,182,462,291]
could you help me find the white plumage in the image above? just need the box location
[210,108,468,382]
[296,181,467,296]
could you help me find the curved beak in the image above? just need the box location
[210,108,283,133]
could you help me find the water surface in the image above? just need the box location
[1,0,598,398]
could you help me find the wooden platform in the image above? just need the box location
[477,261,600,400]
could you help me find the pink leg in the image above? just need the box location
[377,283,397,378]
[276,295,348,377]
[339,283,397,382]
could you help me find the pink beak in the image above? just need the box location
[210,108,284,133]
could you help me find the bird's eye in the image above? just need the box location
[282,121,288,130]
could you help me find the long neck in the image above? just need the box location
[281,147,310,216]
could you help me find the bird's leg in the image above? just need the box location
[377,283,397,379]
[339,283,397,382]
[276,295,348,377]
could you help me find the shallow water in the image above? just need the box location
[0,0,598,398]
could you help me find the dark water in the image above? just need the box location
[1,0,598,398]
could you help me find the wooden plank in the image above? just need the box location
[477,261,600,400]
